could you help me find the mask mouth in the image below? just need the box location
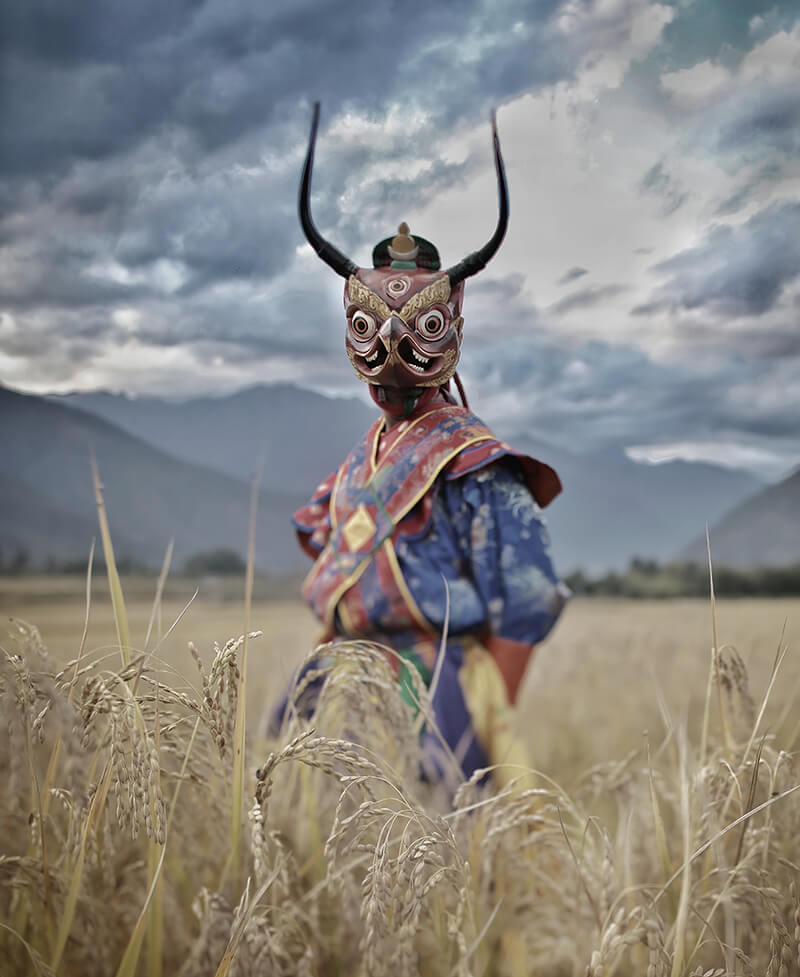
[356,343,389,374]
[397,336,439,375]
[370,383,431,418]
[355,335,443,380]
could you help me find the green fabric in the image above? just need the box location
[402,394,420,418]
[397,648,432,717]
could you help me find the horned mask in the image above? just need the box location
[298,103,508,392]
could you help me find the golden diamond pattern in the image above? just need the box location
[342,504,376,551]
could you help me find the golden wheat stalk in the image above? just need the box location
[229,463,262,892]
[90,452,132,667]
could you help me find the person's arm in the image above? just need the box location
[448,460,566,703]
[292,470,337,560]
[296,529,322,560]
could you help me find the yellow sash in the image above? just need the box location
[458,641,534,790]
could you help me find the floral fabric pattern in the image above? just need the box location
[394,459,568,647]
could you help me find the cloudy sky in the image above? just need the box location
[1,0,799,478]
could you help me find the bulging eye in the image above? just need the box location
[416,309,447,339]
[350,310,376,340]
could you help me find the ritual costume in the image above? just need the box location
[274,105,568,785]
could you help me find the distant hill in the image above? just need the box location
[0,469,117,566]
[680,468,800,568]
[0,387,307,572]
[57,384,375,495]
[55,384,765,574]
[510,437,764,573]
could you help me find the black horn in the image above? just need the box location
[298,102,359,279]
[445,111,509,286]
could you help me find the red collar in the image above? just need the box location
[374,388,451,461]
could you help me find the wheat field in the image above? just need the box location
[1,574,799,976]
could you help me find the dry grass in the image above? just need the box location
[1,577,799,976]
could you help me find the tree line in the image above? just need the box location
[0,546,246,577]
[3,547,800,596]
[565,558,800,598]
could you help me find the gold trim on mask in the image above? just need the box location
[347,276,391,321]
[348,273,452,325]
[346,273,459,386]
[398,275,451,321]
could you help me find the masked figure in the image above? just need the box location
[275,104,568,786]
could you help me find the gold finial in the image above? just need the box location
[389,222,418,260]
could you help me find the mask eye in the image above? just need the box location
[350,310,376,340]
[386,278,409,297]
[416,309,446,340]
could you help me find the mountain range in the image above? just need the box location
[2,381,795,574]
[508,434,769,573]
[13,381,776,574]
[1,386,307,573]
[681,466,800,568]
[57,385,375,495]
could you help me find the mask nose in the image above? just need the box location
[379,315,405,351]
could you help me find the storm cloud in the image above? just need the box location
[648,201,800,318]
[1,0,799,476]
[0,0,572,180]
[462,334,800,478]
[558,266,589,285]
[550,284,628,316]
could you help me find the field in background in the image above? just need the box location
[3,576,798,783]
[3,574,799,976]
